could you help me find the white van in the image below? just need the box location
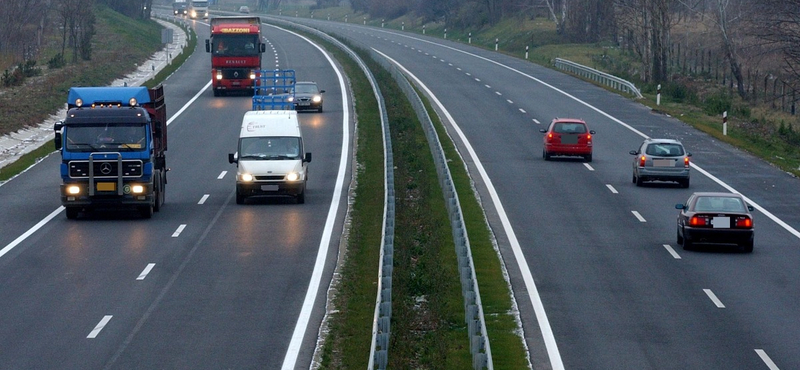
[228,110,311,204]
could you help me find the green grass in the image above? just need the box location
[0,144,56,182]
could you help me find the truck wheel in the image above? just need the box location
[213,89,220,97]
[154,174,163,212]
[140,205,153,219]
[65,207,79,219]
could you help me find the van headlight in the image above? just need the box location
[239,173,254,182]
[286,172,300,181]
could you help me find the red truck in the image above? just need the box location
[205,16,266,96]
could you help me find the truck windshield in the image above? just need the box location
[239,137,300,160]
[213,35,259,57]
[191,1,208,6]
[66,124,147,152]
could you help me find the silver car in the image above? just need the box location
[630,138,691,187]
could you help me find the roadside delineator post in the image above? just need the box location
[723,111,728,136]
[495,38,498,51]
[525,46,529,60]
[657,84,662,106]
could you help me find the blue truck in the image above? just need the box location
[53,86,168,219]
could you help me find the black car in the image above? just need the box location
[675,192,755,252]
[289,81,324,112]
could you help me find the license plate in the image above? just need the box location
[97,182,116,191]
[298,102,310,106]
[560,135,578,144]
[654,159,673,167]
[261,184,279,191]
[711,217,730,228]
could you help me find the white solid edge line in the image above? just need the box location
[372,48,566,370]
[662,244,681,259]
[274,26,349,370]
[0,207,64,259]
[87,315,113,339]
[137,263,156,280]
[1,78,208,261]
[703,289,726,308]
[755,349,780,370]
[369,29,800,241]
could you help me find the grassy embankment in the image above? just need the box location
[287,28,528,370]
[0,7,196,182]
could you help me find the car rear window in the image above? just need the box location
[694,196,745,212]
[553,123,586,134]
[646,143,684,156]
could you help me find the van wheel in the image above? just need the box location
[236,192,245,205]
[296,191,305,204]
[65,207,80,219]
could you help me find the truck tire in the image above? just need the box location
[140,205,153,219]
[154,173,163,212]
[65,207,79,219]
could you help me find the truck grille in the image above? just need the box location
[222,68,252,80]
[69,160,143,178]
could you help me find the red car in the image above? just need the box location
[540,118,596,162]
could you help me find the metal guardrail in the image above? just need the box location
[271,18,493,370]
[554,57,643,98]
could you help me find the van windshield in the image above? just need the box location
[239,137,300,159]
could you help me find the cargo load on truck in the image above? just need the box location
[54,86,168,219]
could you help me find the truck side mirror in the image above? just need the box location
[305,152,312,163]
[260,43,266,53]
[228,153,237,164]
[54,121,63,150]
[54,133,62,150]
[205,39,211,53]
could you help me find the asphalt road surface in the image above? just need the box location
[279,16,800,370]
[0,15,352,370]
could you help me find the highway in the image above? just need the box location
[278,17,800,370]
[0,16,351,369]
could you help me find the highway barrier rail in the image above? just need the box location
[554,57,643,98]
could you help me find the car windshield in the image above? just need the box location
[65,124,147,151]
[239,137,300,159]
[693,196,745,212]
[646,143,684,156]
[553,122,586,134]
[294,84,318,94]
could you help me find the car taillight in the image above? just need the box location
[689,215,709,226]
[684,156,690,168]
[547,133,554,142]
[639,155,646,167]
[735,216,752,228]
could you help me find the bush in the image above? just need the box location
[1,67,24,87]
[703,92,732,116]
[21,60,41,77]
[48,53,66,69]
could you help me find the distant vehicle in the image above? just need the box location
[675,192,755,252]
[288,81,325,112]
[205,16,266,96]
[238,6,250,13]
[172,2,188,15]
[630,138,691,187]
[540,118,595,162]
[188,0,208,19]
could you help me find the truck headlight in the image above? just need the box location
[216,71,223,80]
[67,185,81,195]
[249,71,256,80]
[286,172,299,181]
[240,173,253,182]
[131,185,145,194]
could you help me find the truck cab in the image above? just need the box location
[188,0,209,19]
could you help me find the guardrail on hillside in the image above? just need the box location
[554,58,643,98]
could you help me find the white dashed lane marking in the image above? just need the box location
[662,244,681,259]
[171,224,187,238]
[605,184,618,194]
[703,289,725,308]
[755,349,779,370]
[137,263,156,280]
[217,171,227,179]
[631,211,646,222]
[198,194,209,205]
[87,315,113,339]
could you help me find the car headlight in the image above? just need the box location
[67,185,81,195]
[240,173,254,182]
[287,96,294,102]
[312,95,322,103]
[286,172,299,181]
